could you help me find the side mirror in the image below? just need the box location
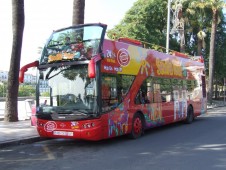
[88,54,102,78]
[19,60,39,83]
[88,58,95,78]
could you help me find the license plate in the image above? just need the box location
[53,131,73,136]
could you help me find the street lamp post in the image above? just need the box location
[166,0,171,54]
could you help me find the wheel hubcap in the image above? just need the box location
[134,117,142,135]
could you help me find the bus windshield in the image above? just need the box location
[37,64,97,119]
[40,24,104,64]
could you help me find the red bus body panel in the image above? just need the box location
[35,38,207,141]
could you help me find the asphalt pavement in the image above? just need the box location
[0,100,225,148]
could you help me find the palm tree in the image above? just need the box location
[206,0,225,104]
[186,0,211,56]
[4,0,25,122]
[72,0,85,25]
[197,30,206,55]
[188,0,225,105]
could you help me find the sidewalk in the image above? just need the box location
[0,100,225,148]
[207,100,225,109]
[0,120,43,148]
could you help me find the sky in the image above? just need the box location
[0,0,137,72]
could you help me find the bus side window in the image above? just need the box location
[135,88,149,105]
[135,90,148,104]
[135,90,140,104]
[153,83,161,103]
[159,78,173,102]
[147,82,153,103]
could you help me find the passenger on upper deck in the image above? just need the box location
[71,36,84,52]
[71,36,85,59]
[65,36,70,45]
[85,46,93,60]
[61,36,71,52]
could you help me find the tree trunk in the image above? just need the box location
[72,0,85,25]
[4,0,24,122]
[207,9,217,105]
[214,78,218,99]
[180,32,185,53]
[179,20,185,53]
[197,38,202,56]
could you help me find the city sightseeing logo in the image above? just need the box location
[117,48,130,67]
[44,121,57,132]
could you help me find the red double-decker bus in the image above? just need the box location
[20,23,207,140]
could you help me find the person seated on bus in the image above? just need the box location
[85,46,93,60]
[71,36,84,51]
[135,90,149,104]
[71,36,85,59]
[62,37,71,52]
[65,36,70,44]
[119,89,127,103]
[143,91,150,104]
[75,93,82,103]
[147,90,153,103]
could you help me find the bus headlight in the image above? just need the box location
[83,122,95,129]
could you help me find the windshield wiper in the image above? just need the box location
[71,110,87,115]
[45,67,55,79]
[45,67,67,80]
[52,108,88,114]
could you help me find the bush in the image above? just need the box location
[18,85,36,97]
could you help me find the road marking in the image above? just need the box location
[0,146,55,162]
[0,157,53,163]
[42,145,55,160]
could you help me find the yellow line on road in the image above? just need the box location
[42,145,55,160]
[0,146,55,163]
[0,157,53,163]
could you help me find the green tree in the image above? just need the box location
[186,0,212,55]
[40,92,50,97]
[18,85,36,97]
[213,19,226,99]
[108,0,179,51]
[4,0,25,122]
[0,83,6,97]
[108,0,226,105]
[187,0,225,103]
[72,0,85,25]
[207,0,225,104]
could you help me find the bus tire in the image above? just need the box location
[185,106,194,124]
[129,112,144,139]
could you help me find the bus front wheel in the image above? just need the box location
[185,106,194,124]
[129,113,143,139]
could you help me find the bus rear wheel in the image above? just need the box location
[185,106,194,124]
[129,113,143,139]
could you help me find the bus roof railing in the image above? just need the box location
[116,37,204,63]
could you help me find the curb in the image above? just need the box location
[0,136,48,148]
[207,105,226,110]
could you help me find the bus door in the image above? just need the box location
[172,79,188,121]
[160,78,174,122]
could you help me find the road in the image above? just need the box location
[1,107,226,170]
